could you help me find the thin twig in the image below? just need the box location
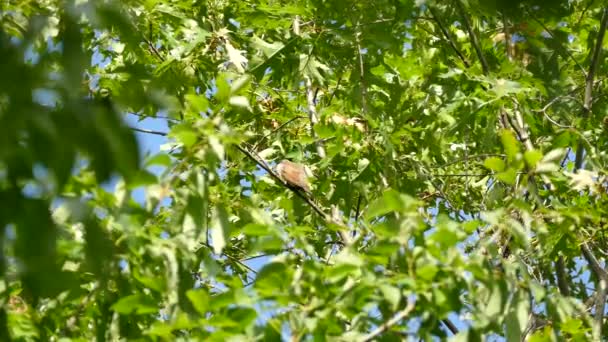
[455,0,489,75]
[305,77,326,158]
[428,6,470,68]
[433,154,506,169]
[575,8,608,171]
[128,112,180,123]
[130,126,169,136]
[572,11,608,335]
[441,318,459,335]
[502,12,513,61]
[529,15,587,76]
[430,173,493,177]
[361,300,416,342]
[354,28,369,114]
[251,116,306,150]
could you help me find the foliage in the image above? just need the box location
[1,0,608,340]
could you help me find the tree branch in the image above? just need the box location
[130,126,170,136]
[428,6,470,68]
[455,0,489,75]
[574,7,608,171]
[235,144,328,220]
[361,299,416,342]
[556,255,571,296]
[570,10,608,338]
[582,241,608,340]
[441,318,459,335]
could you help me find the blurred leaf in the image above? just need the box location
[211,205,231,254]
[111,294,158,315]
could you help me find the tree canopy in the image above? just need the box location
[2,0,608,340]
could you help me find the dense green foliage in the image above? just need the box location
[2,0,608,340]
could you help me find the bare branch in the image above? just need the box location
[441,318,459,335]
[130,126,169,136]
[582,243,608,281]
[556,256,571,296]
[128,112,180,123]
[582,241,608,340]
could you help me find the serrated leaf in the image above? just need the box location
[300,54,329,85]
[225,40,247,73]
[252,36,285,58]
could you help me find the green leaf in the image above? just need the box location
[144,153,172,167]
[379,284,401,311]
[111,294,158,315]
[229,95,251,111]
[500,129,520,161]
[187,289,210,315]
[230,74,252,94]
[484,157,505,172]
[211,205,231,254]
[185,94,210,113]
[365,189,419,220]
[254,262,290,298]
[170,124,198,148]
[524,150,543,168]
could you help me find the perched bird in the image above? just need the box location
[276,160,313,194]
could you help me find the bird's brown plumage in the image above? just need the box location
[276,160,311,193]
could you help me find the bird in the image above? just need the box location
[275,160,313,194]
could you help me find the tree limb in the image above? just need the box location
[361,299,416,342]
[130,126,170,136]
[574,7,608,171]
[571,9,608,338]
[455,0,489,75]
[428,6,470,68]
